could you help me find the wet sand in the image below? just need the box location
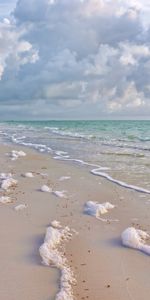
[0,144,150,300]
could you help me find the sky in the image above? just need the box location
[0,0,150,120]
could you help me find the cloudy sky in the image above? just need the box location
[0,0,150,120]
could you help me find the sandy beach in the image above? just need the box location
[0,0,150,298]
[0,144,150,300]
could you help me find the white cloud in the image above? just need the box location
[0,0,150,119]
[0,18,38,79]
[0,65,4,79]
[119,42,150,66]
[85,44,118,75]
[108,81,145,112]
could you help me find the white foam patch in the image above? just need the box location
[14,204,27,211]
[1,178,17,190]
[0,173,18,191]
[39,149,45,152]
[53,190,67,198]
[59,176,71,181]
[84,201,115,219]
[40,185,52,193]
[121,227,150,255]
[23,172,34,178]
[9,150,26,161]
[39,221,76,300]
[0,196,12,204]
[0,173,12,180]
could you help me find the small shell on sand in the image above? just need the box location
[59,176,71,181]
[53,190,67,198]
[14,204,27,211]
[22,172,34,178]
[40,185,52,193]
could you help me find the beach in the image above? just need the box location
[0,143,150,300]
[0,0,150,295]
[1,0,150,297]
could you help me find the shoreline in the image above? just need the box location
[1,120,150,195]
[0,143,150,299]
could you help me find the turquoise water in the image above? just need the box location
[0,120,150,191]
[2,120,150,144]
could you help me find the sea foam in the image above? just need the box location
[121,227,150,255]
[0,173,18,191]
[54,153,150,194]
[0,196,12,204]
[9,150,26,160]
[91,168,150,194]
[39,221,76,300]
[84,201,115,219]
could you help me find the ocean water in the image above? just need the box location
[0,120,150,192]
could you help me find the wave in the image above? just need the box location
[101,142,150,152]
[100,151,145,158]
[138,137,150,142]
[53,153,150,194]
[91,168,150,194]
[1,129,150,195]
[45,126,86,139]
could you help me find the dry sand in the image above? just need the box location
[0,144,150,300]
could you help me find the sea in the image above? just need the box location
[0,120,150,193]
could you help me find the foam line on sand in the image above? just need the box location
[54,154,150,194]
[39,221,76,300]
[91,168,150,194]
